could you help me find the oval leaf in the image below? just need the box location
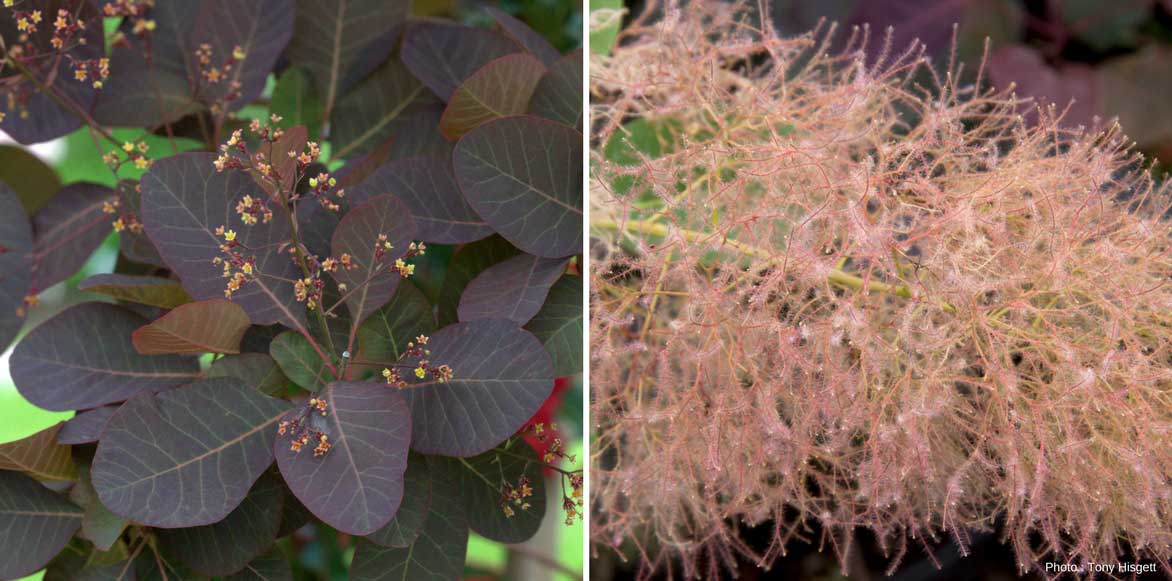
[528,49,583,130]
[0,183,32,350]
[283,0,408,117]
[209,353,292,397]
[330,195,417,331]
[403,319,554,456]
[0,423,76,481]
[12,303,201,411]
[524,275,583,376]
[436,235,521,328]
[349,156,492,245]
[157,473,284,576]
[0,470,83,580]
[57,406,119,445]
[401,22,521,101]
[453,116,583,258]
[271,67,324,139]
[458,253,567,325]
[224,547,293,581]
[0,145,60,214]
[330,59,429,160]
[275,381,411,536]
[132,299,251,355]
[79,274,194,308]
[486,6,561,66]
[439,53,546,140]
[141,153,306,330]
[270,331,333,392]
[350,459,469,581]
[92,377,293,528]
[365,453,431,548]
[69,476,128,552]
[133,299,251,353]
[29,183,116,291]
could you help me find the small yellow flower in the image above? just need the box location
[232,45,246,60]
[4,1,15,8]
[122,141,135,152]
[223,229,236,241]
[414,367,426,379]
[133,156,150,169]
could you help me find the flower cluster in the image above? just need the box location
[101,196,143,235]
[499,475,534,518]
[234,194,272,225]
[384,332,457,388]
[102,0,155,40]
[529,422,583,526]
[212,226,256,298]
[592,3,1172,577]
[101,139,151,171]
[278,397,332,458]
[0,3,101,123]
[193,42,245,102]
[380,335,454,388]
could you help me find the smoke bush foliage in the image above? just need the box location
[0,1,582,579]
[590,2,1172,578]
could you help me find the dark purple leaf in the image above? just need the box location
[57,406,119,445]
[352,156,492,245]
[437,235,522,327]
[401,22,522,101]
[270,330,333,392]
[404,319,553,456]
[284,0,408,117]
[92,377,293,528]
[524,275,583,376]
[440,53,546,140]
[458,253,567,325]
[0,0,101,144]
[0,183,32,350]
[242,324,286,353]
[0,470,83,580]
[93,67,203,128]
[0,423,76,481]
[79,274,194,309]
[365,453,431,548]
[329,59,432,161]
[0,145,60,214]
[528,49,583,130]
[157,473,284,576]
[331,195,417,331]
[141,152,307,330]
[453,115,582,258]
[486,6,561,66]
[275,381,411,536]
[29,183,116,291]
[1058,0,1152,52]
[357,281,435,365]
[436,440,546,543]
[68,476,128,552]
[381,105,454,161]
[350,458,468,580]
[11,303,201,411]
[223,547,293,581]
[209,353,292,397]
[131,299,251,355]
[98,0,294,123]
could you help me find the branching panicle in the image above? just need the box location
[591,2,1172,578]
